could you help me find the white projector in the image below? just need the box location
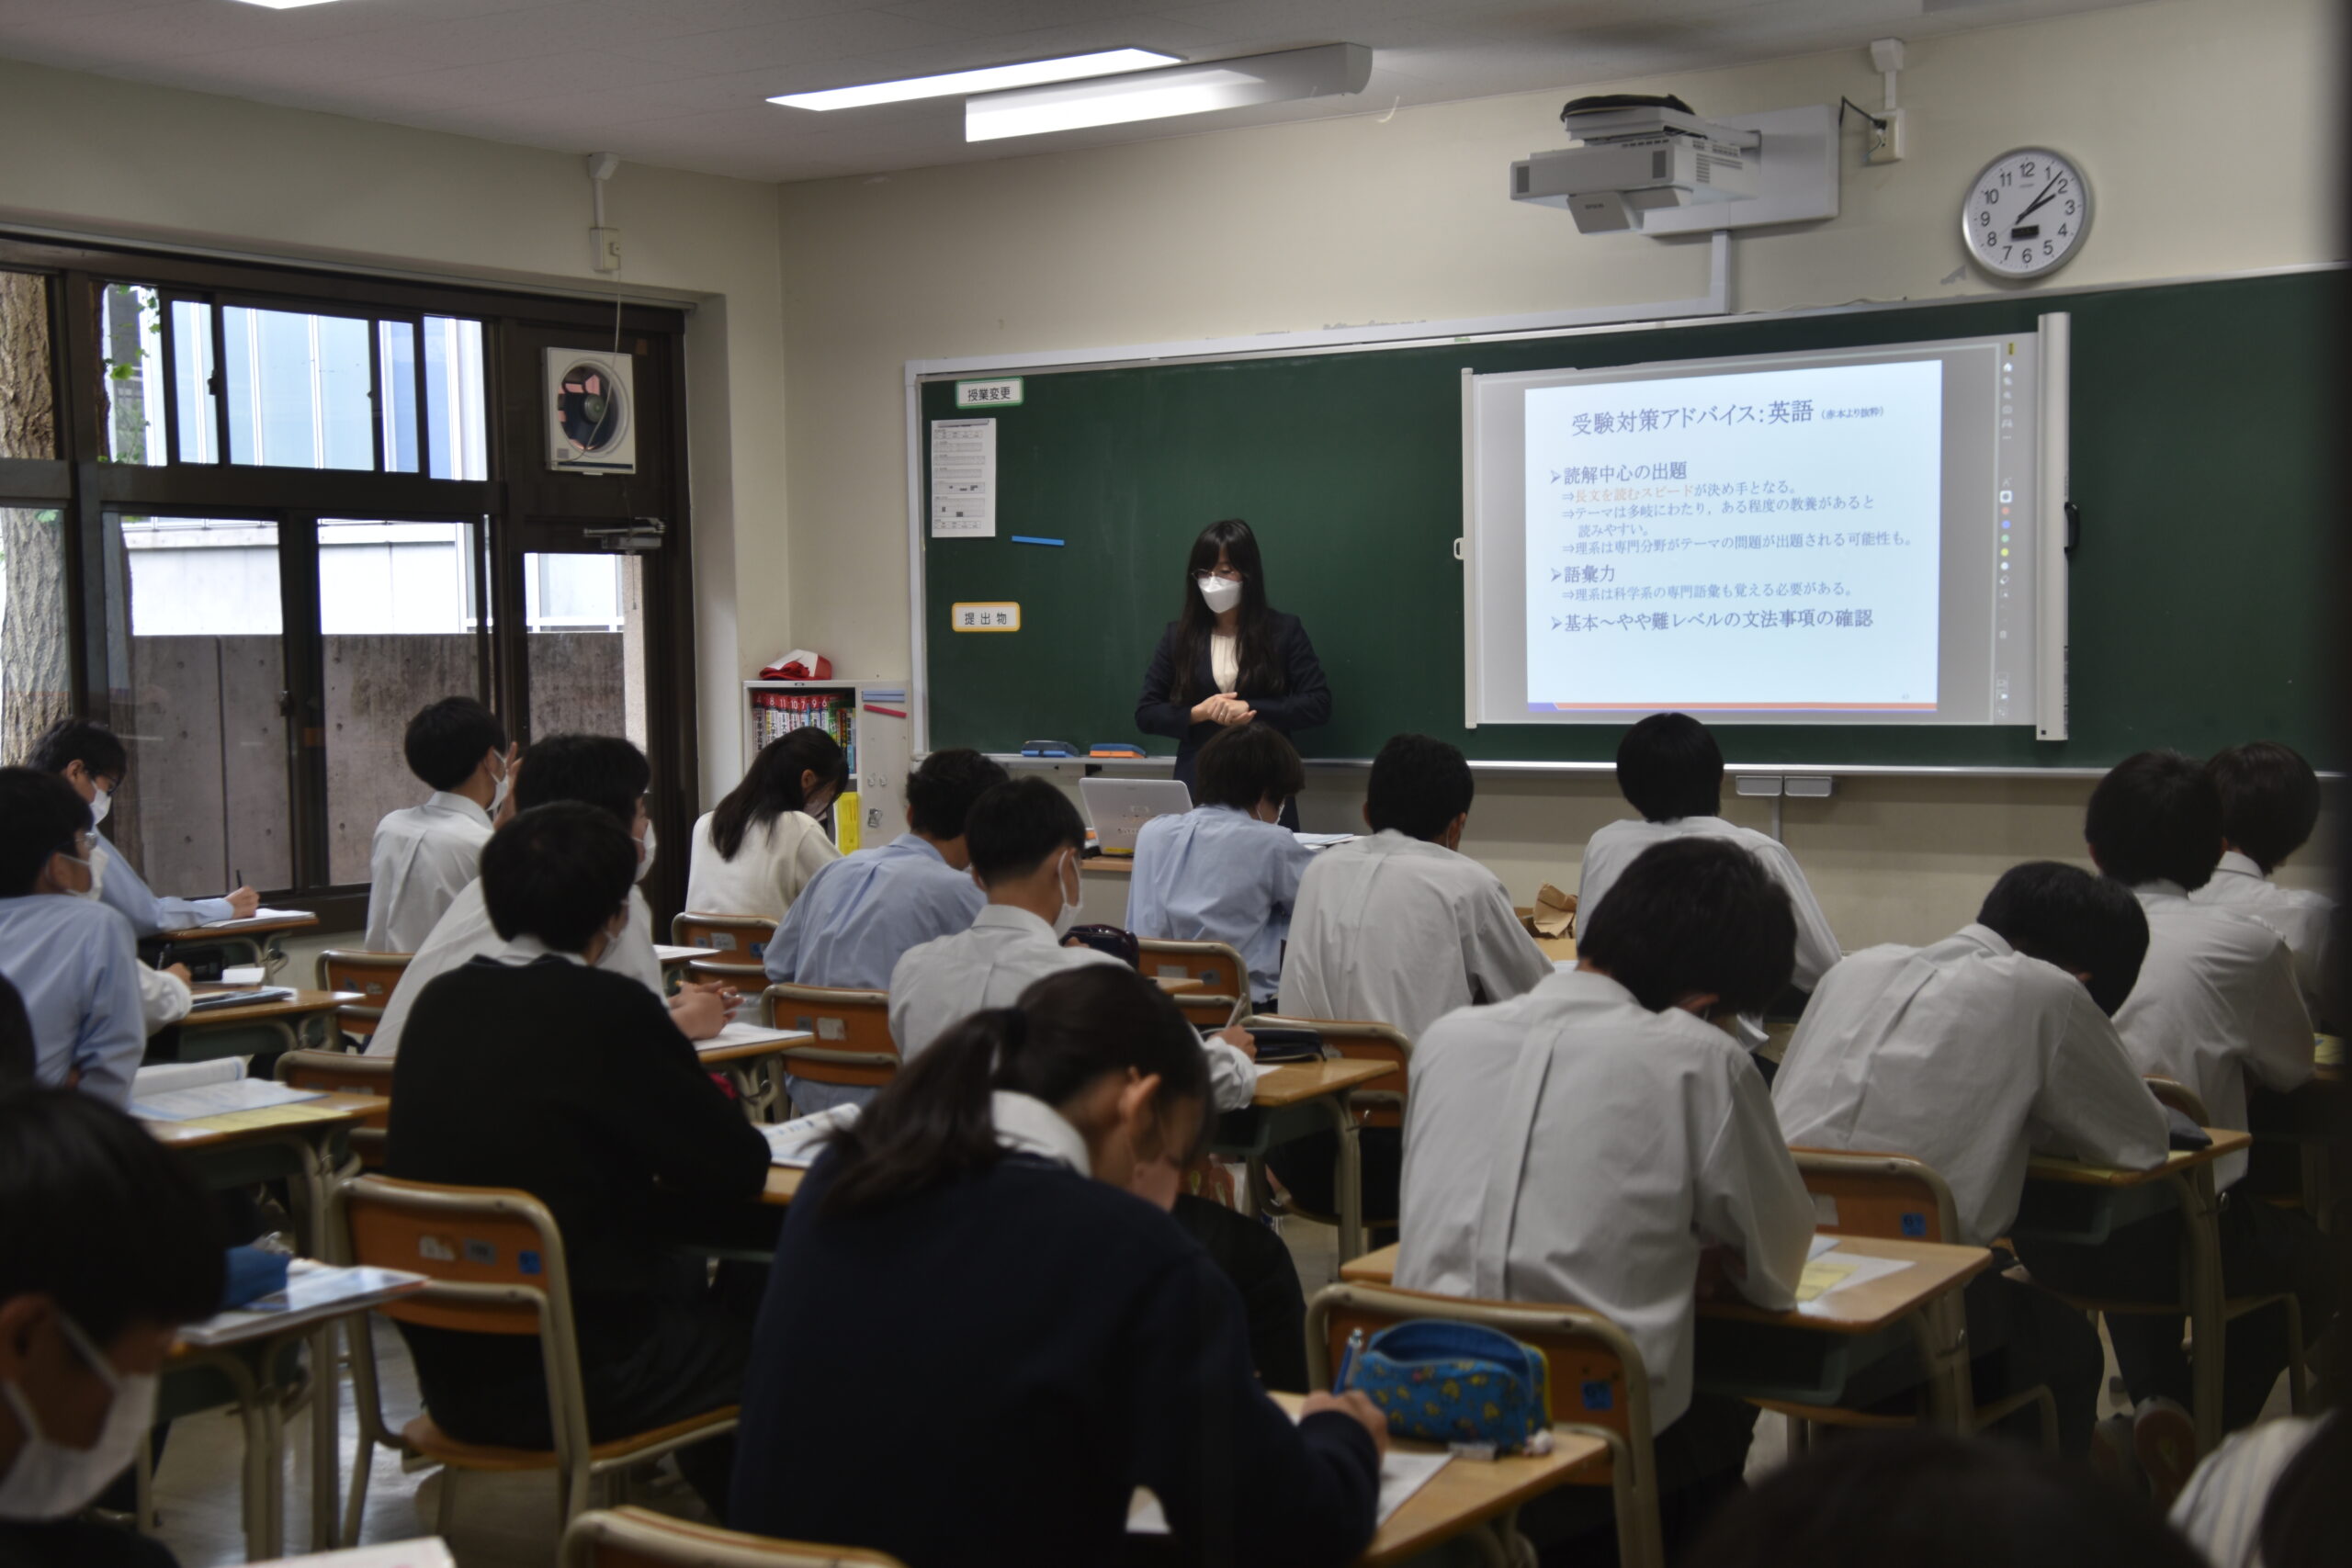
[1511,96,1763,234]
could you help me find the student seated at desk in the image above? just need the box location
[1397,837,1813,1556]
[0,771,145,1110]
[2018,750,2333,1477]
[730,964,1384,1568]
[1272,733,1549,1228]
[1127,724,1315,1009]
[685,726,846,922]
[1577,713,1838,1054]
[1772,861,2170,1456]
[363,696,512,953]
[387,802,769,1514]
[2192,741,2335,1016]
[0,1088,226,1568]
[26,720,258,935]
[763,748,1007,1113]
[367,734,731,1056]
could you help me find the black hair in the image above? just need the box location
[2086,750,2225,891]
[2208,741,2323,874]
[0,976,33,1094]
[1168,519,1287,706]
[512,733,651,831]
[709,727,847,862]
[966,777,1086,885]
[26,717,128,784]
[1977,861,2152,1016]
[0,767,93,898]
[0,1089,226,1340]
[1364,734,1474,841]
[1577,837,1794,1015]
[904,750,1010,840]
[481,803,639,953]
[820,965,1210,1215]
[401,697,507,792]
[1194,724,1306,812]
[1615,712,1724,822]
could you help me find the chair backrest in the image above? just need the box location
[2143,1076,2211,1125]
[1136,938,1247,998]
[562,1506,909,1568]
[673,912,781,964]
[1250,1013,1413,1126]
[762,983,899,1089]
[316,950,412,1040]
[1788,1148,1962,1245]
[274,1049,394,1168]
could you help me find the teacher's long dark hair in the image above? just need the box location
[1169,518,1287,705]
[819,964,1212,1215]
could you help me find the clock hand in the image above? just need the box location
[2015,174,2067,222]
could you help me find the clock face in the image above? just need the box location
[1962,148,2092,279]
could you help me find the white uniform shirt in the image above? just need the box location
[2115,882,2312,1188]
[1277,830,1551,1042]
[685,809,841,922]
[365,880,662,1057]
[1126,806,1315,1002]
[2190,851,2334,1015]
[1773,925,2169,1246]
[2168,1413,2329,1568]
[363,792,495,953]
[1396,968,1813,1430]
[888,904,1255,1111]
[137,961,192,1034]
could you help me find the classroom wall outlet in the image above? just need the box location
[1864,107,1905,165]
[592,227,623,273]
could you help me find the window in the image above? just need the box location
[525,550,649,750]
[1,270,70,759]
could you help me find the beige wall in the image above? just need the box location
[775,0,2342,946]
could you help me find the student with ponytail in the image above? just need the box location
[730,964,1384,1568]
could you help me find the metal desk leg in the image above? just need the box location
[2166,1168,2226,1456]
[1321,1098,1363,1263]
[1909,1292,1973,1433]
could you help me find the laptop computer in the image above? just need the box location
[1079,778,1193,856]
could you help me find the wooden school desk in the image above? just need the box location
[175,987,362,1063]
[1217,1058,1392,1261]
[1339,1236,1995,1430]
[2008,1129,2252,1454]
[696,1025,815,1115]
[1266,1391,1610,1567]
[658,943,721,972]
[153,910,322,977]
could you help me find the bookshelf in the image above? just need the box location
[742,680,910,851]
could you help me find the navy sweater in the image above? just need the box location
[729,1148,1379,1567]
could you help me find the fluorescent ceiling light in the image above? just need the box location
[770,49,1179,112]
[967,43,1372,142]
[228,1,348,9]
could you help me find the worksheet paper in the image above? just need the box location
[1795,1241,1915,1313]
[132,1078,323,1122]
[248,1539,454,1568]
[198,908,315,930]
[695,1021,809,1054]
[764,1104,862,1168]
[1129,1448,1448,1534]
[930,418,997,538]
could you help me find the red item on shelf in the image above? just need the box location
[758,649,833,681]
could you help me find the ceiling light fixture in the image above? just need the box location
[965,42,1372,142]
[770,48,1180,112]
[227,1,349,9]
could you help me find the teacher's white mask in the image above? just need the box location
[1195,575,1242,615]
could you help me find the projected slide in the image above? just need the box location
[1522,360,1943,713]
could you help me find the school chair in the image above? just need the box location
[1308,1282,1663,1568]
[334,1176,741,1543]
[274,1048,394,1172]
[562,1506,910,1568]
[1765,1148,2057,1450]
[1136,937,1250,1031]
[761,983,899,1115]
[673,911,780,966]
[315,950,412,1048]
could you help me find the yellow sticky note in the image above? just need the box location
[1795,1258,1860,1303]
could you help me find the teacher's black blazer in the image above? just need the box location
[1135,611,1331,788]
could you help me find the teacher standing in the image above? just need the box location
[1136,518,1330,826]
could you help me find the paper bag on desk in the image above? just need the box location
[1531,883,1576,939]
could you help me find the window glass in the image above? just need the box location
[424,316,488,480]
[525,550,647,750]
[171,299,219,464]
[379,321,421,474]
[101,284,164,466]
[222,305,373,470]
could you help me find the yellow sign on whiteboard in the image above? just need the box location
[951,602,1021,632]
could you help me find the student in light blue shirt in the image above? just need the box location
[0,768,146,1109]
[28,719,258,936]
[765,750,1007,1112]
[1127,724,1315,1006]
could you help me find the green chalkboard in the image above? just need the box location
[922,270,2341,769]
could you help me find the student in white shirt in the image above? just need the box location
[1577,713,1838,1060]
[1774,861,2170,1456]
[1399,837,1813,1557]
[368,735,730,1057]
[364,696,512,953]
[685,727,847,922]
[1126,724,1315,1007]
[2194,741,2334,1018]
[2018,751,2334,1470]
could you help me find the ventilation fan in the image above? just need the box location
[545,348,637,474]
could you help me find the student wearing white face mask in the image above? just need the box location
[0,771,145,1109]
[363,696,515,953]
[26,720,260,935]
[1135,518,1330,829]
[0,1089,225,1568]
[685,726,848,923]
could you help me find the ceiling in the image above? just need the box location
[0,0,2145,184]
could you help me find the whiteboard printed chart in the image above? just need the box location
[930,417,998,538]
[1523,360,1943,713]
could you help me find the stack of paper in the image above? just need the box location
[198,908,314,930]
[133,1078,322,1122]
[697,1021,813,1055]
[180,1261,429,1347]
[249,1539,452,1568]
[764,1104,861,1167]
